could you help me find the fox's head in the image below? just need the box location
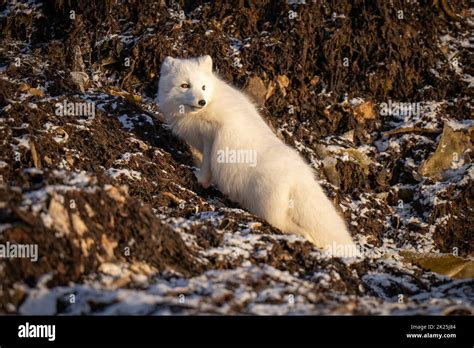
[158,55,215,117]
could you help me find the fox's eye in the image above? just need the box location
[181,83,190,89]
[202,85,206,90]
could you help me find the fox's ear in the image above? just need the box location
[198,55,213,72]
[161,56,176,74]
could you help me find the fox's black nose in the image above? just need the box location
[198,100,206,106]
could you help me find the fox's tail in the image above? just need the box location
[287,179,358,257]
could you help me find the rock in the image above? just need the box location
[99,262,123,277]
[101,234,118,261]
[320,145,372,176]
[27,87,44,98]
[84,203,95,218]
[129,137,150,151]
[17,84,44,98]
[130,261,156,276]
[17,83,29,93]
[48,194,70,236]
[43,155,52,166]
[72,45,86,72]
[108,87,142,105]
[353,101,376,124]
[52,128,69,144]
[71,212,88,236]
[265,80,276,101]
[402,251,474,279]
[419,122,473,179]
[80,237,94,257]
[341,129,355,142]
[70,71,90,93]
[29,141,42,169]
[276,74,290,96]
[131,273,148,286]
[344,148,371,175]
[322,156,340,187]
[104,184,128,204]
[112,274,131,288]
[309,75,320,86]
[244,76,267,107]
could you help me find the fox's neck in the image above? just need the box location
[169,111,218,151]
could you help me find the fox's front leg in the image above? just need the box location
[195,141,212,188]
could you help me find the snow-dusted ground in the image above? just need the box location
[0,0,472,315]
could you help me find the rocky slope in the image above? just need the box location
[0,0,473,314]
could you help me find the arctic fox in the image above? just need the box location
[158,55,356,257]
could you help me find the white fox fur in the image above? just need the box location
[158,55,356,257]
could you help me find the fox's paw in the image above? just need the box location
[194,169,211,189]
